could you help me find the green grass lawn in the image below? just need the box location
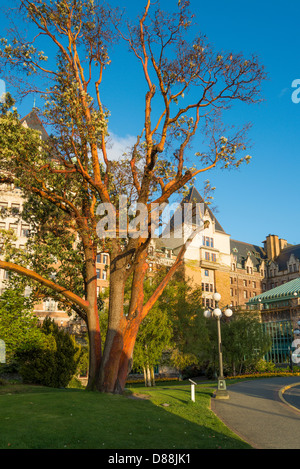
[0,380,251,449]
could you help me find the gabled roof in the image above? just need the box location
[248,277,300,305]
[166,186,228,235]
[186,186,226,233]
[275,244,300,271]
[20,109,49,141]
[230,239,266,270]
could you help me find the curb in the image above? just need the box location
[278,383,300,414]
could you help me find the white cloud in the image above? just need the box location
[104,131,137,161]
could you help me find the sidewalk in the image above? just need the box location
[211,376,300,449]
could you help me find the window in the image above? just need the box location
[205,252,210,261]
[9,223,18,235]
[44,298,57,312]
[211,253,216,262]
[102,254,109,264]
[232,263,236,271]
[230,288,233,296]
[21,225,30,237]
[205,283,209,291]
[204,270,209,277]
[102,270,107,280]
[97,269,100,279]
[243,291,248,299]
[11,204,20,215]
[203,236,214,247]
[0,202,7,214]
[252,281,256,288]
[97,254,109,264]
[243,280,247,287]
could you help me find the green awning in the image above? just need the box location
[248,277,300,305]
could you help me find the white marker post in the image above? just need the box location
[189,379,197,402]
[0,340,5,364]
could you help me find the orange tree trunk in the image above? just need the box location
[96,317,141,394]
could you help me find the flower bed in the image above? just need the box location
[126,376,180,385]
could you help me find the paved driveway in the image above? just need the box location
[211,377,300,449]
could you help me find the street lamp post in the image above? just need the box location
[204,292,233,400]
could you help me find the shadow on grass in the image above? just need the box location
[0,384,252,450]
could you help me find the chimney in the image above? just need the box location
[279,238,287,251]
[265,235,280,260]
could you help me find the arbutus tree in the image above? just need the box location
[0,0,265,393]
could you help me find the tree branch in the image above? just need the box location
[0,260,90,312]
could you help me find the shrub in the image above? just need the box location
[15,318,82,388]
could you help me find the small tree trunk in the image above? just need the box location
[151,367,156,386]
[146,365,152,387]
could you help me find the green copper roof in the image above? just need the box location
[248,277,300,304]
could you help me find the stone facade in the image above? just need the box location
[158,186,232,310]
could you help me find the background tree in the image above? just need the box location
[158,272,208,375]
[132,271,208,383]
[132,302,172,387]
[0,0,265,393]
[203,311,272,377]
[0,287,44,366]
[221,312,272,376]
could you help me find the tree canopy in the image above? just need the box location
[0,0,265,393]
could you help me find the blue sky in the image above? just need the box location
[0,0,300,247]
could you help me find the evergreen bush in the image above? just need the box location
[16,318,82,388]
